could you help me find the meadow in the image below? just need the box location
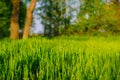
[0,36,120,80]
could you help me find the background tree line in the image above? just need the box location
[0,0,120,39]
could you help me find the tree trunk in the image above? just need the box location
[10,0,20,39]
[65,0,69,30]
[23,0,36,39]
[54,23,59,36]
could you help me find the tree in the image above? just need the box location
[64,0,69,30]
[105,0,120,31]
[0,0,35,39]
[107,0,120,18]
[10,0,36,39]
[113,0,120,29]
[23,0,37,39]
[0,0,11,38]
[0,0,26,38]
[39,0,71,37]
[72,0,119,35]
[10,0,20,39]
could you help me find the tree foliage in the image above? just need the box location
[39,0,71,37]
[70,0,119,35]
[1,0,120,38]
[0,1,11,38]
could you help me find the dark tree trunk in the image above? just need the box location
[54,23,59,36]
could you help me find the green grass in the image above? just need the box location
[0,36,120,80]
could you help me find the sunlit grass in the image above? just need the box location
[0,36,120,80]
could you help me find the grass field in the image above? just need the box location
[0,36,120,80]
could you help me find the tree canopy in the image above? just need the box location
[0,0,120,39]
